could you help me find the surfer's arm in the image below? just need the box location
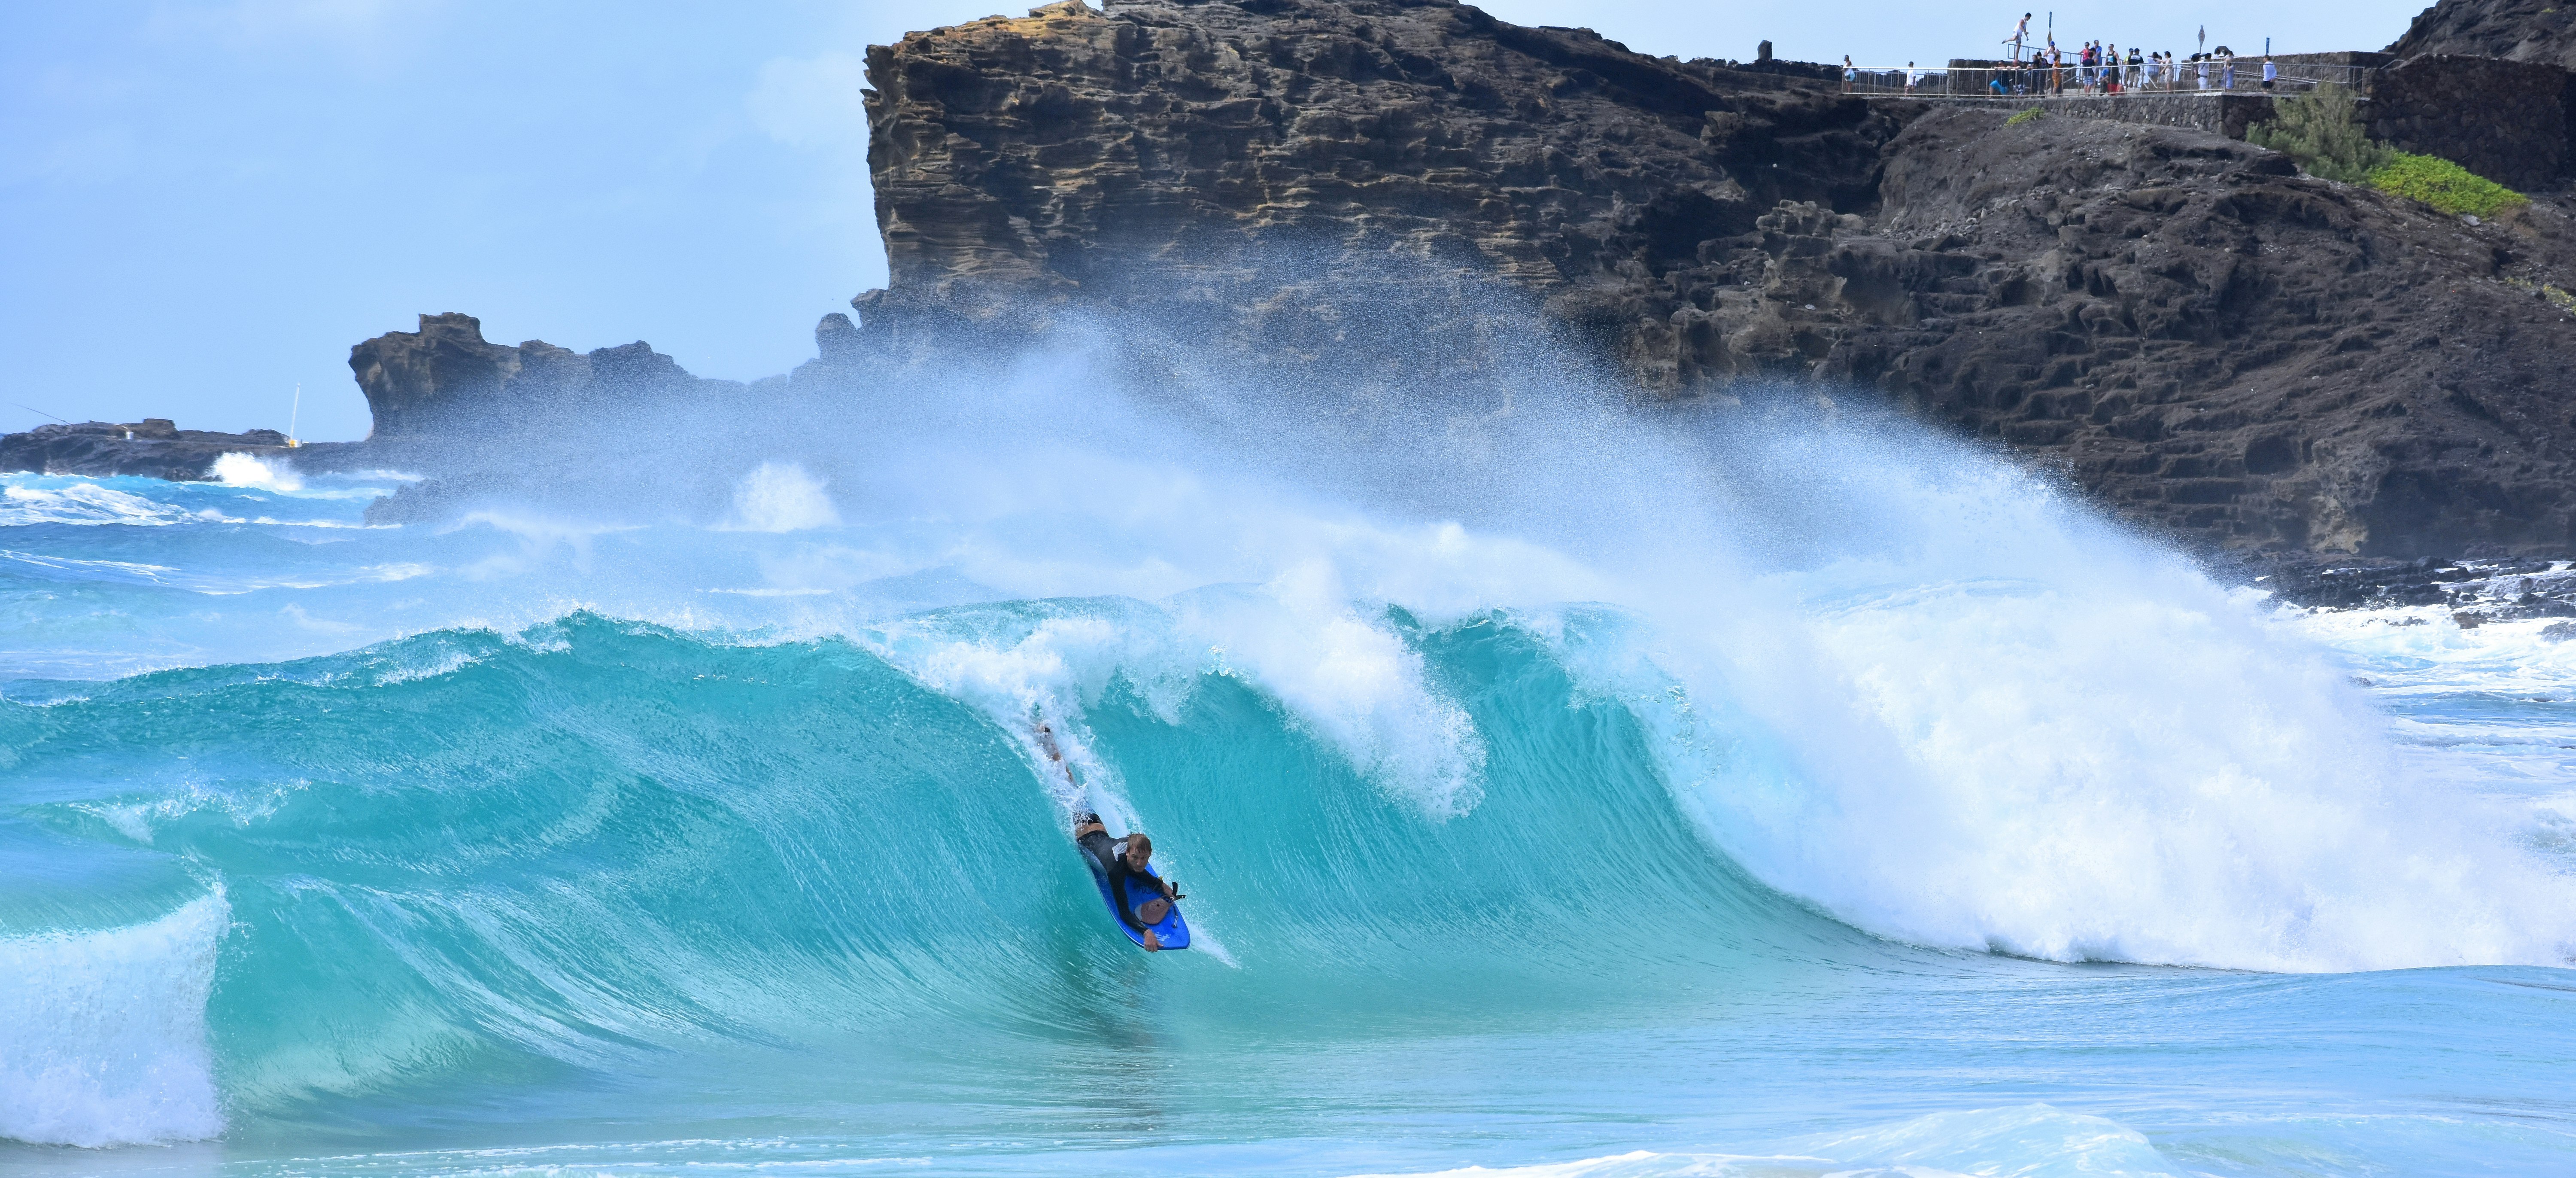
[1107,865,1151,932]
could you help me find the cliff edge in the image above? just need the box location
[855,0,2576,558]
[2392,0,2576,69]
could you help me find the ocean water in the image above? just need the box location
[1,371,2571,1178]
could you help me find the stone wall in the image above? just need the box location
[1875,92,2277,139]
[2363,53,2570,188]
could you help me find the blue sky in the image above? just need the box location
[5,0,2427,440]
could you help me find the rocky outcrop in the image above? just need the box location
[341,311,923,525]
[853,0,2576,558]
[348,312,741,439]
[2392,0,2576,70]
[0,420,350,482]
[855,0,1919,397]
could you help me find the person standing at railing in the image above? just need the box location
[1844,55,1856,93]
[2262,56,2277,90]
[2221,52,2236,90]
[2197,56,2210,90]
[2127,46,2143,89]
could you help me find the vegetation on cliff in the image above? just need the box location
[2250,84,2526,217]
[2369,152,2527,218]
[2246,85,2389,183]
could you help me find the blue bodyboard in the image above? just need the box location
[1086,855,1190,950]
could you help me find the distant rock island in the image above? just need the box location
[14,0,2576,578]
[0,419,341,482]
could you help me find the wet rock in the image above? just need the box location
[859,0,2576,561]
[0,420,355,481]
[347,313,731,439]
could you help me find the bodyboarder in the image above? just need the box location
[1036,721,1185,950]
[1074,813,1181,950]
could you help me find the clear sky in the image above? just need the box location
[4,0,2428,441]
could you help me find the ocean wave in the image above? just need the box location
[0,890,228,1148]
[2,600,2571,1132]
[0,481,224,527]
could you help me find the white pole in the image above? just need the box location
[288,383,301,447]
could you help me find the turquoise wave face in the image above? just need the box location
[2,612,1847,1117]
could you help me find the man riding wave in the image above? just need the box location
[1038,721,1185,951]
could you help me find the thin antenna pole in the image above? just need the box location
[288,383,302,447]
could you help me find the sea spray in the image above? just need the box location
[728,461,841,533]
[212,453,302,493]
[0,891,228,1147]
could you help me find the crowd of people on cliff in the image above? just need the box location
[1841,13,2285,97]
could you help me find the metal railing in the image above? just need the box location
[1834,59,2377,99]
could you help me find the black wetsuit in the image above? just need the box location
[1078,830,1164,932]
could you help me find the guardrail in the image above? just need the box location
[1835,60,2377,98]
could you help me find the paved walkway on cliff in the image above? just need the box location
[1834,57,2375,99]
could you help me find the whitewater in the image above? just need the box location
[1,343,2572,1176]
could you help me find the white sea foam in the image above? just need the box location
[1170,566,1487,816]
[0,891,228,1147]
[728,461,841,532]
[1343,1105,2184,1178]
[0,481,220,527]
[1537,444,2576,972]
[212,452,302,491]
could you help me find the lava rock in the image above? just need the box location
[347,313,733,439]
[2392,0,2576,70]
[0,420,348,481]
[856,0,2576,560]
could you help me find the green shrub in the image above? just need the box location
[2005,106,2044,126]
[2367,152,2527,218]
[2247,84,2391,183]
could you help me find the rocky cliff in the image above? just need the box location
[854,0,2576,559]
[2392,0,2576,69]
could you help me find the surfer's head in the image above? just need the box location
[1123,833,1153,870]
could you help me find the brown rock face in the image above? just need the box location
[856,0,2576,558]
[347,312,726,439]
[2393,0,2576,70]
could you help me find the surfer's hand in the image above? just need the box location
[1142,930,1162,951]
